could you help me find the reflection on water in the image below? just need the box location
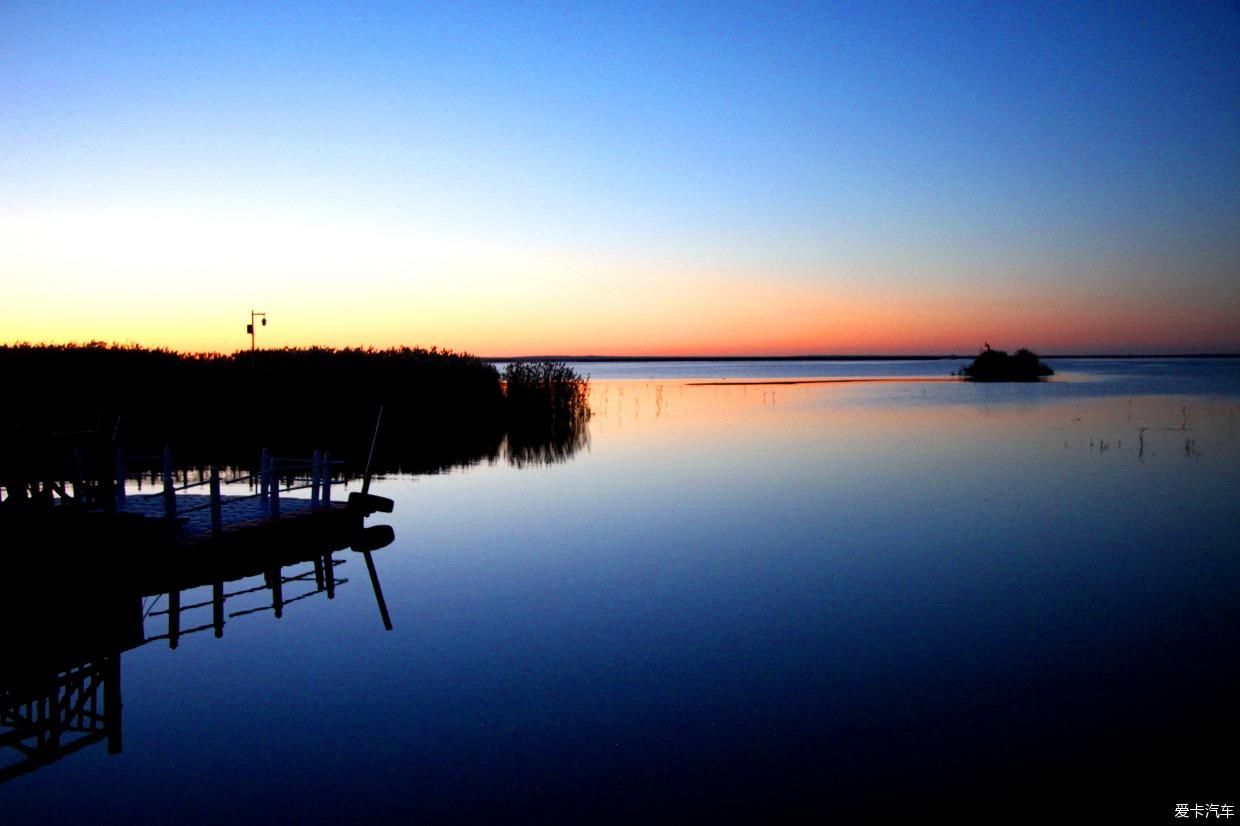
[502,416,591,469]
[2,360,1238,821]
[0,522,396,783]
[562,355,1240,395]
[0,656,121,785]
[372,406,590,475]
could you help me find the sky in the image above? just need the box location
[2,1,1238,356]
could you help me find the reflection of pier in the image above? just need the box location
[2,413,399,781]
[0,657,121,784]
[0,517,396,783]
[145,548,350,646]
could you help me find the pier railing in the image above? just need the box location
[116,447,350,534]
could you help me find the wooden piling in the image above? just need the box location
[209,465,222,535]
[322,452,332,504]
[71,448,84,504]
[162,447,176,520]
[311,449,322,508]
[362,406,384,496]
[260,448,271,502]
[262,448,271,499]
[114,447,127,506]
[269,459,280,518]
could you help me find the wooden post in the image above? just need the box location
[362,406,384,496]
[311,449,322,508]
[162,446,176,520]
[114,446,126,507]
[99,430,115,514]
[209,465,222,535]
[260,448,271,502]
[270,459,280,518]
[71,448,84,504]
[324,553,335,599]
[322,452,332,505]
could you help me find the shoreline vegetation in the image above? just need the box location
[0,343,591,484]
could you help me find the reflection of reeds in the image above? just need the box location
[503,415,591,468]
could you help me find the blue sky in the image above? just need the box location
[2,1,1238,353]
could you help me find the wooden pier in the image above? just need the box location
[111,446,362,540]
[0,491,396,783]
[0,432,397,783]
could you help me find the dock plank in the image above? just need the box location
[117,494,317,537]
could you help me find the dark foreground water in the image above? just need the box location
[3,359,1238,822]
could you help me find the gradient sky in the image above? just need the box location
[2,1,1238,355]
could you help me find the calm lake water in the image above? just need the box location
[4,359,1238,822]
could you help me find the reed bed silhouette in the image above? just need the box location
[0,343,590,480]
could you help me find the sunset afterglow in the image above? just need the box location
[3,3,1237,355]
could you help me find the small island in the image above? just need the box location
[959,345,1054,381]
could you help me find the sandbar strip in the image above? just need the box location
[685,377,963,386]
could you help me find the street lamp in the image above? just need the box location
[247,311,268,351]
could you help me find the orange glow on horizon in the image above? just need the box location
[5,283,1237,359]
[2,206,1236,357]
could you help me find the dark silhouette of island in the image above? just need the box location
[959,345,1054,381]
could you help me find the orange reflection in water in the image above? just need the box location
[586,378,1240,472]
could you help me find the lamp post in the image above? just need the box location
[247,311,268,351]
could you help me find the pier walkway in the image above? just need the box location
[108,446,356,541]
[117,493,319,538]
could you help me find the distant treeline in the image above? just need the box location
[0,343,590,480]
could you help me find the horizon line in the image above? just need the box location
[4,341,1238,361]
[482,352,1240,362]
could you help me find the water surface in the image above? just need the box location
[3,359,1237,821]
